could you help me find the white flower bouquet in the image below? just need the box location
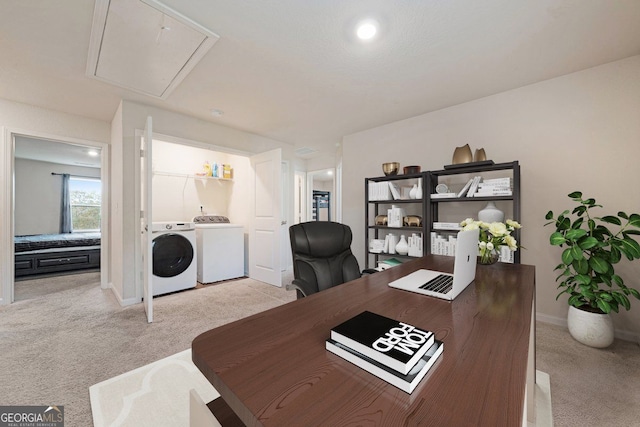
[460,218,522,264]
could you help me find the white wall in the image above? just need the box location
[152,140,252,223]
[111,101,295,303]
[343,55,640,340]
[14,158,100,235]
[0,98,110,305]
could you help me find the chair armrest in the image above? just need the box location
[286,278,314,298]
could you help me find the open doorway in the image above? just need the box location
[134,131,290,310]
[306,168,335,222]
[9,134,108,302]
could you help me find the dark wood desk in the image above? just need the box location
[193,255,536,426]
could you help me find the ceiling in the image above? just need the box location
[1,1,639,160]
[14,136,102,168]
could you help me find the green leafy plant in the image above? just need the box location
[544,191,640,314]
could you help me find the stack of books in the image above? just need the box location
[473,177,512,197]
[433,222,462,231]
[407,233,423,257]
[326,311,443,393]
[430,192,457,199]
[499,246,515,263]
[377,258,403,270]
[430,232,457,256]
[369,182,391,201]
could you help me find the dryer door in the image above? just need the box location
[152,233,194,278]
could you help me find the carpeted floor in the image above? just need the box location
[1,271,639,426]
[1,272,296,427]
[535,321,640,426]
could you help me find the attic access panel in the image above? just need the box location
[87,0,219,99]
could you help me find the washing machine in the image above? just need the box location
[151,221,197,296]
[193,215,245,283]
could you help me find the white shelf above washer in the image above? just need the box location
[154,170,233,181]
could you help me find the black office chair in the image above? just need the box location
[288,221,373,299]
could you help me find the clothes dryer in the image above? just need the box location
[151,222,197,296]
[193,215,244,283]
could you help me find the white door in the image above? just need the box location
[280,161,292,271]
[141,117,153,323]
[249,149,282,286]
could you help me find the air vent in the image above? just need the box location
[86,0,219,99]
[295,147,318,157]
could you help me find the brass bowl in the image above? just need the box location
[382,162,400,176]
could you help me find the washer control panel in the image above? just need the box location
[193,215,230,224]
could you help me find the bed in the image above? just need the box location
[14,232,101,277]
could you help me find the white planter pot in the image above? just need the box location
[567,305,614,348]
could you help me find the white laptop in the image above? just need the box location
[388,228,479,301]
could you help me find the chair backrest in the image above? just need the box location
[289,221,361,296]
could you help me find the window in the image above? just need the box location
[69,177,101,232]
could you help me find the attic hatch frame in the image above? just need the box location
[86,0,220,99]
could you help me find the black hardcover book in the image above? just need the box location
[326,339,444,394]
[330,311,434,374]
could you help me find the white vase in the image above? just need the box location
[415,178,423,199]
[395,235,409,255]
[409,184,418,199]
[567,305,614,348]
[478,201,504,223]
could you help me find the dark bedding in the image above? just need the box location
[15,232,101,252]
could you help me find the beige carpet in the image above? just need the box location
[535,321,640,426]
[1,271,296,427]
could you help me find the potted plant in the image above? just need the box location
[545,191,640,347]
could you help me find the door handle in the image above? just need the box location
[281,220,287,225]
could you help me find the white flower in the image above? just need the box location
[463,222,479,231]
[506,219,521,229]
[460,218,475,227]
[462,218,522,255]
[488,222,508,237]
[505,235,518,250]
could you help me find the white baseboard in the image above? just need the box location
[536,312,639,344]
[109,285,140,307]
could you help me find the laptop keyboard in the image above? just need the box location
[419,274,453,294]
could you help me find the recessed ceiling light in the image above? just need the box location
[87,150,99,157]
[356,20,378,41]
[210,109,224,117]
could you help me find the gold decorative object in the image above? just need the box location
[375,215,388,225]
[452,144,472,164]
[474,148,487,162]
[403,215,422,227]
[382,162,400,176]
